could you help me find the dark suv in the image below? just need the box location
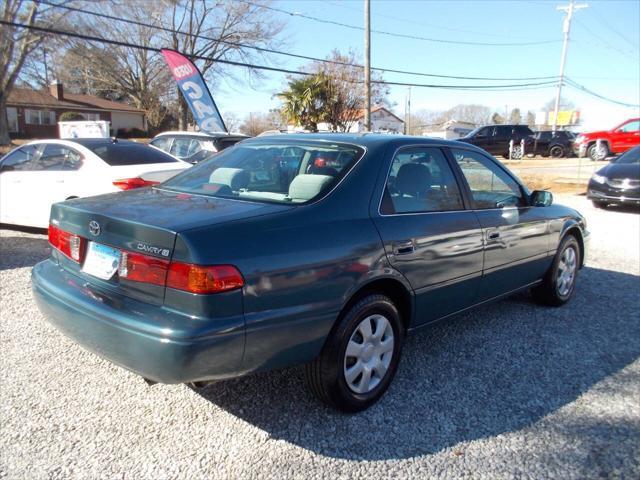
[458,124,534,159]
[531,130,575,158]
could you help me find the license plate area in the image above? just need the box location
[82,242,120,280]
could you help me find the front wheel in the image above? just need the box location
[305,294,405,412]
[532,235,580,306]
[588,143,608,161]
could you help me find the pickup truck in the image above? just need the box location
[574,118,640,161]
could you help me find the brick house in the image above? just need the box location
[6,82,147,138]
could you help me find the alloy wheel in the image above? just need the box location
[556,246,577,297]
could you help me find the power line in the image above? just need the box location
[565,78,640,108]
[39,0,560,82]
[1,19,561,91]
[238,0,560,47]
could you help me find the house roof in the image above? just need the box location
[353,106,404,123]
[7,87,144,113]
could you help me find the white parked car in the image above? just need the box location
[0,138,190,228]
[149,131,249,164]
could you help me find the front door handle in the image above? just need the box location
[393,241,415,255]
[488,231,500,240]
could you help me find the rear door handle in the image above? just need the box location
[393,241,415,255]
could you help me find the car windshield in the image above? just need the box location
[162,142,364,204]
[615,146,640,164]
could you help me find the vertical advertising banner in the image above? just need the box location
[161,49,227,133]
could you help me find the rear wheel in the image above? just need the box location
[511,145,523,160]
[532,235,580,306]
[305,294,404,412]
[550,145,565,158]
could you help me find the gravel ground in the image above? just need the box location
[1,195,639,479]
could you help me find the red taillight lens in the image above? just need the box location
[118,249,243,294]
[118,251,169,286]
[166,263,244,294]
[113,177,160,190]
[48,224,85,262]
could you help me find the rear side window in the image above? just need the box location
[0,145,39,172]
[382,147,463,214]
[170,138,202,158]
[89,143,180,166]
[515,125,534,136]
[163,142,364,204]
[36,144,83,171]
[150,137,171,152]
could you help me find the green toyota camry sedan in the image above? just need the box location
[32,134,589,412]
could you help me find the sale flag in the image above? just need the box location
[161,49,227,133]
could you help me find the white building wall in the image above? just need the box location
[110,111,146,132]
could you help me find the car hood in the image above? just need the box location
[59,186,293,232]
[581,130,609,139]
[597,163,640,180]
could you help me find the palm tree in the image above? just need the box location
[277,74,331,132]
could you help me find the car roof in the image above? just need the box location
[153,131,248,139]
[241,132,491,151]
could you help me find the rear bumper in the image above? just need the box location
[32,259,246,384]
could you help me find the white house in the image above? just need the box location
[423,119,476,140]
[307,106,404,134]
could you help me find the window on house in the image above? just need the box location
[84,113,101,121]
[7,107,18,133]
[25,110,55,125]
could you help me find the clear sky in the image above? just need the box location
[214,0,640,131]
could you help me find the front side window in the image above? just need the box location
[381,147,463,214]
[36,144,83,171]
[169,138,202,158]
[163,142,364,204]
[451,148,525,209]
[0,145,39,172]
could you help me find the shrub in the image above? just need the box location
[59,111,86,122]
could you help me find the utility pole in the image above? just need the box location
[43,47,49,86]
[364,0,371,132]
[552,0,588,132]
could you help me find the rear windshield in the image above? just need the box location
[162,142,364,204]
[88,143,181,166]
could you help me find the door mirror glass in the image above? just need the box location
[531,190,553,207]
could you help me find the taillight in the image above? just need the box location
[113,177,159,190]
[118,250,243,294]
[166,263,244,294]
[118,251,169,286]
[48,224,85,262]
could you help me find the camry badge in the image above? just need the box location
[88,220,101,236]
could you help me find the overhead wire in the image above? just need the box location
[38,0,560,82]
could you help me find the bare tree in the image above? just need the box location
[164,0,285,129]
[239,110,284,136]
[308,50,390,132]
[0,0,66,145]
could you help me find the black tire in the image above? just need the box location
[588,143,608,161]
[592,200,607,209]
[305,294,405,412]
[532,235,581,307]
[549,145,565,158]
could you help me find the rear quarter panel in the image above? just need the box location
[174,143,395,373]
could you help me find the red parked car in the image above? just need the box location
[574,118,640,161]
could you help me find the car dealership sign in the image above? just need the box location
[161,49,227,134]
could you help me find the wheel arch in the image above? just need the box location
[339,274,414,331]
[561,222,586,268]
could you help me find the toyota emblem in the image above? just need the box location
[88,220,101,236]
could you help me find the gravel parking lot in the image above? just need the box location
[1,194,639,479]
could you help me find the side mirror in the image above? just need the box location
[531,190,553,207]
